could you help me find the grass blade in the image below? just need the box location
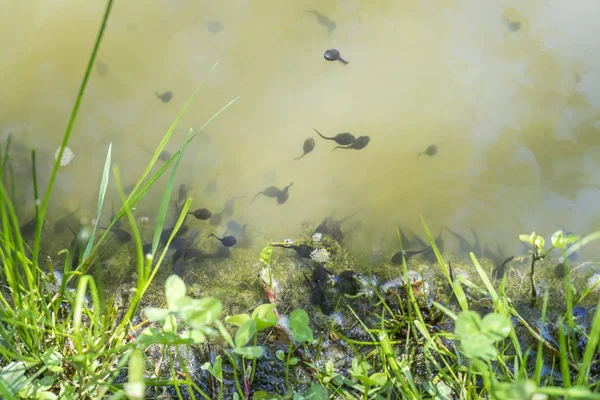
[82,143,112,262]
[151,129,192,255]
[32,0,114,266]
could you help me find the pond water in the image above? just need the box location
[1,0,600,267]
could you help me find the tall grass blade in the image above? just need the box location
[33,0,115,265]
[151,129,192,255]
[82,143,112,262]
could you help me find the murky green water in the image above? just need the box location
[1,0,600,278]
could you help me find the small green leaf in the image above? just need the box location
[551,230,564,248]
[303,383,328,399]
[369,372,388,386]
[235,319,256,348]
[290,309,314,343]
[287,357,299,366]
[165,275,186,310]
[455,311,482,337]
[519,233,535,244]
[481,313,512,341]
[275,349,285,361]
[180,297,222,328]
[203,355,223,383]
[144,307,171,322]
[181,329,206,344]
[41,349,63,373]
[225,313,251,327]
[232,346,264,359]
[259,246,273,266]
[163,314,177,333]
[252,304,279,331]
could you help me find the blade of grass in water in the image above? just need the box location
[125,62,220,201]
[82,143,112,262]
[151,129,193,255]
[33,0,115,266]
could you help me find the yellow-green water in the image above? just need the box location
[1,0,600,262]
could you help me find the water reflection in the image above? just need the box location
[1,0,600,264]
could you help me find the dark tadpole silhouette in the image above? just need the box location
[54,205,81,233]
[252,183,293,204]
[335,270,361,295]
[20,216,39,236]
[223,195,246,217]
[294,138,316,160]
[304,10,336,35]
[391,246,432,264]
[314,128,355,146]
[208,234,237,247]
[445,227,481,258]
[188,208,212,220]
[276,182,293,204]
[204,173,219,195]
[99,227,132,243]
[333,136,370,151]
[417,144,438,159]
[177,184,188,205]
[507,21,521,32]
[314,213,356,242]
[156,91,173,103]
[252,186,281,202]
[303,273,333,314]
[272,241,315,258]
[492,256,515,280]
[324,49,348,65]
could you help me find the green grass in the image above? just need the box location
[1,0,600,399]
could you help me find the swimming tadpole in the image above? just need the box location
[222,195,246,217]
[276,182,293,204]
[208,233,237,247]
[304,10,336,35]
[272,241,315,259]
[54,204,81,234]
[205,20,223,33]
[252,183,293,204]
[293,138,316,160]
[417,144,438,159]
[156,91,173,103]
[332,136,370,151]
[391,246,432,264]
[324,49,349,65]
[314,128,355,146]
[188,208,212,220]
[98,227,132,243]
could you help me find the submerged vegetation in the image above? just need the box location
[1,1,600,399]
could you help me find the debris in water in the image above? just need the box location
[55,146,75,167]
[205,20,223,33]
[96,61,109,76]
[156,91,173,103]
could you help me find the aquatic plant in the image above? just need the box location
[519,230,578,302]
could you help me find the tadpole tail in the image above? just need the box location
[313,128,332,141]
[338,58,349,65]
[417,152,423,160]
[293,153,306,160]
[207,233,217,239]
[251,192,263,203]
